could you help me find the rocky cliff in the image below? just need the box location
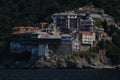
[32,51,115,69]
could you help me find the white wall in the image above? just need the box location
[38,44,46,56]
[82,32,95,45]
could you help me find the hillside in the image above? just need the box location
[0,0,89,57]
[0,0,120,67]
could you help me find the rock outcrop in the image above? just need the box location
[32,52,115,69]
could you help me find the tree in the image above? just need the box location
[108,25,117,36]
[102,20,108,33]
[106,46,120,65]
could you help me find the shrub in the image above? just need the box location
[106,46,120,65]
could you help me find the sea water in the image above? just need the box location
[0,69,120,80]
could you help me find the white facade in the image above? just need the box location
[81,32,95,46]
[72,39,80,50]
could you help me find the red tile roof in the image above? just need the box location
[79,31,92,34]
[40,22,49,25]
[12,26,41,35]
[12,31,22,35]
[12,26,40,30]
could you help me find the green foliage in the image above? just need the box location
[73,50,96,59]
[0,0,120,65]
[106,46,120,56]
[0,0,119,33]
[0,0,89,28]
[108,25,118,36]
[102,20,118,36]
[0,33,9,41]
[97,39,111,49]
[102,20,108,33]
[92,0,120,22]
[0,0,89,62]
[89,46,99,53]
[112,30,120,48]
[106,46,120,64]
[95,19,102,26]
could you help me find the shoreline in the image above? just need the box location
[0,65,119,70]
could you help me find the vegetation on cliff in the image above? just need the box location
[0,0,120,67]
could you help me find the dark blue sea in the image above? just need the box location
[0,69,120,80]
